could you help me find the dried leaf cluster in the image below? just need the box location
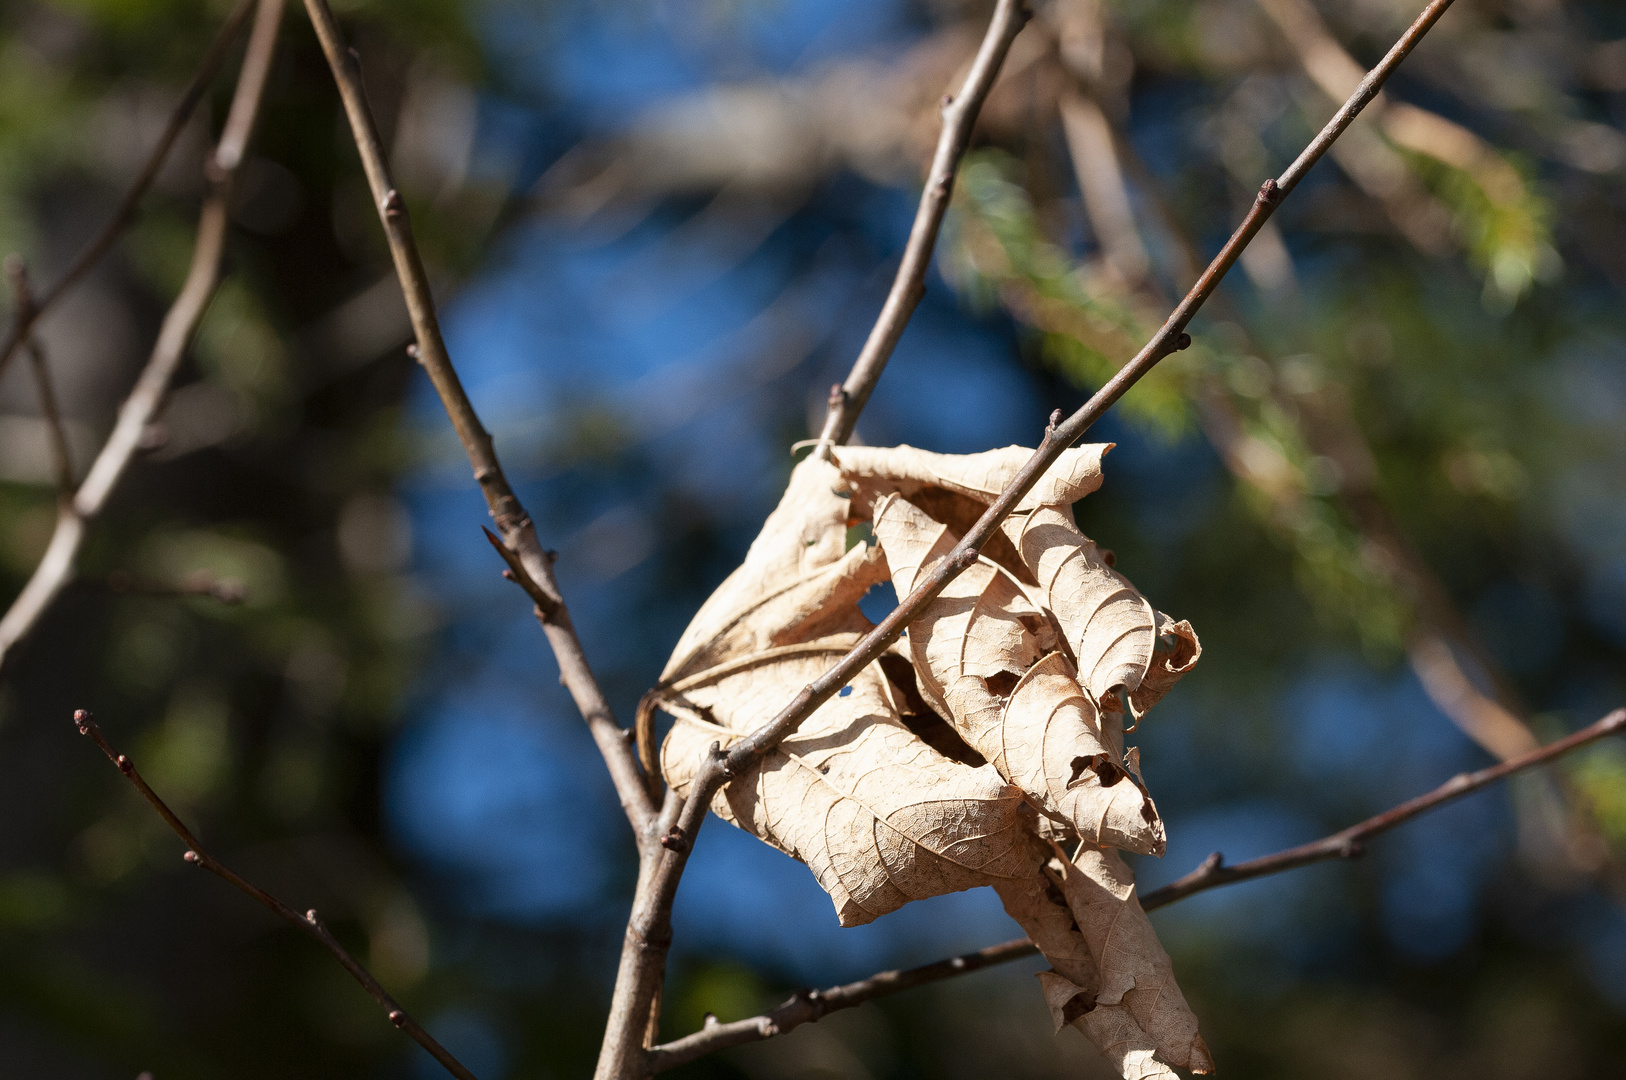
[650,445,1209,1078]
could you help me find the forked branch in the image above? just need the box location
[72,711,479,1080]
[649,705,1626,1069]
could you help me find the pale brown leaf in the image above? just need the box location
[1128,614,1202,721]
[873,494,1164,855]
[833,442,1111,516]
[660,641,1038,926]
[1061,843,1214,1074]
[1003,506,1157,707]
[661,455,887,684]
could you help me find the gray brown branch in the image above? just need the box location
[0,0,256,387]
[650,704,1625,1070]
[0,0,283,671]
[815,0,1031,449]
[72,710,479,1080]
[299,0,655,840]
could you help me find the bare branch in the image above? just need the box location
[649,939,1040,1072]
[300,0,656,838]
[0,0,257,386]
[650,705,1626,1069]
[0,0,284,671]
[72,710,479,1080]
[815,0,1032,449]
[5,258,75,497]
[1141,707,1626,906]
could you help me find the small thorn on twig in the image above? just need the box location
[703,1012,719,1028]
[1198,851,1224,875]
[305,909,320,926]
[502,569,516,582]
[389,1009,408,1028]
[381,188,405,219]
[1046,408,1062,435]
[406,342,420,360]
[184,850,200,865]
[660,825,688,853]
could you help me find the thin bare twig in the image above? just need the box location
[0,0,284,671]
[5,258,75,497]
[0,0,257,387]
[814,0,1031,449]
[649,705,1626,1069]
[299,0,655,838]
[72,710,479,1080]
[1142,707,1626,905]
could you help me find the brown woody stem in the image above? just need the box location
[650,705,1625,1069]
[815,0,1032,449]
[300,0,654,836]
[73,710,479,1080]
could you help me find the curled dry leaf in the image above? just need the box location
[650,445,1207,1080]
[660,639,1039,926]
[1059,844,1214,1074]
[873,493,1165,855]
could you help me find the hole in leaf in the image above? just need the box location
[985,670,1020,699]
[878,653,985,767]
[1068,754,1125,789]
[1061,989,1098,1024]
[838,685,853,697]
[858,580,898,624]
